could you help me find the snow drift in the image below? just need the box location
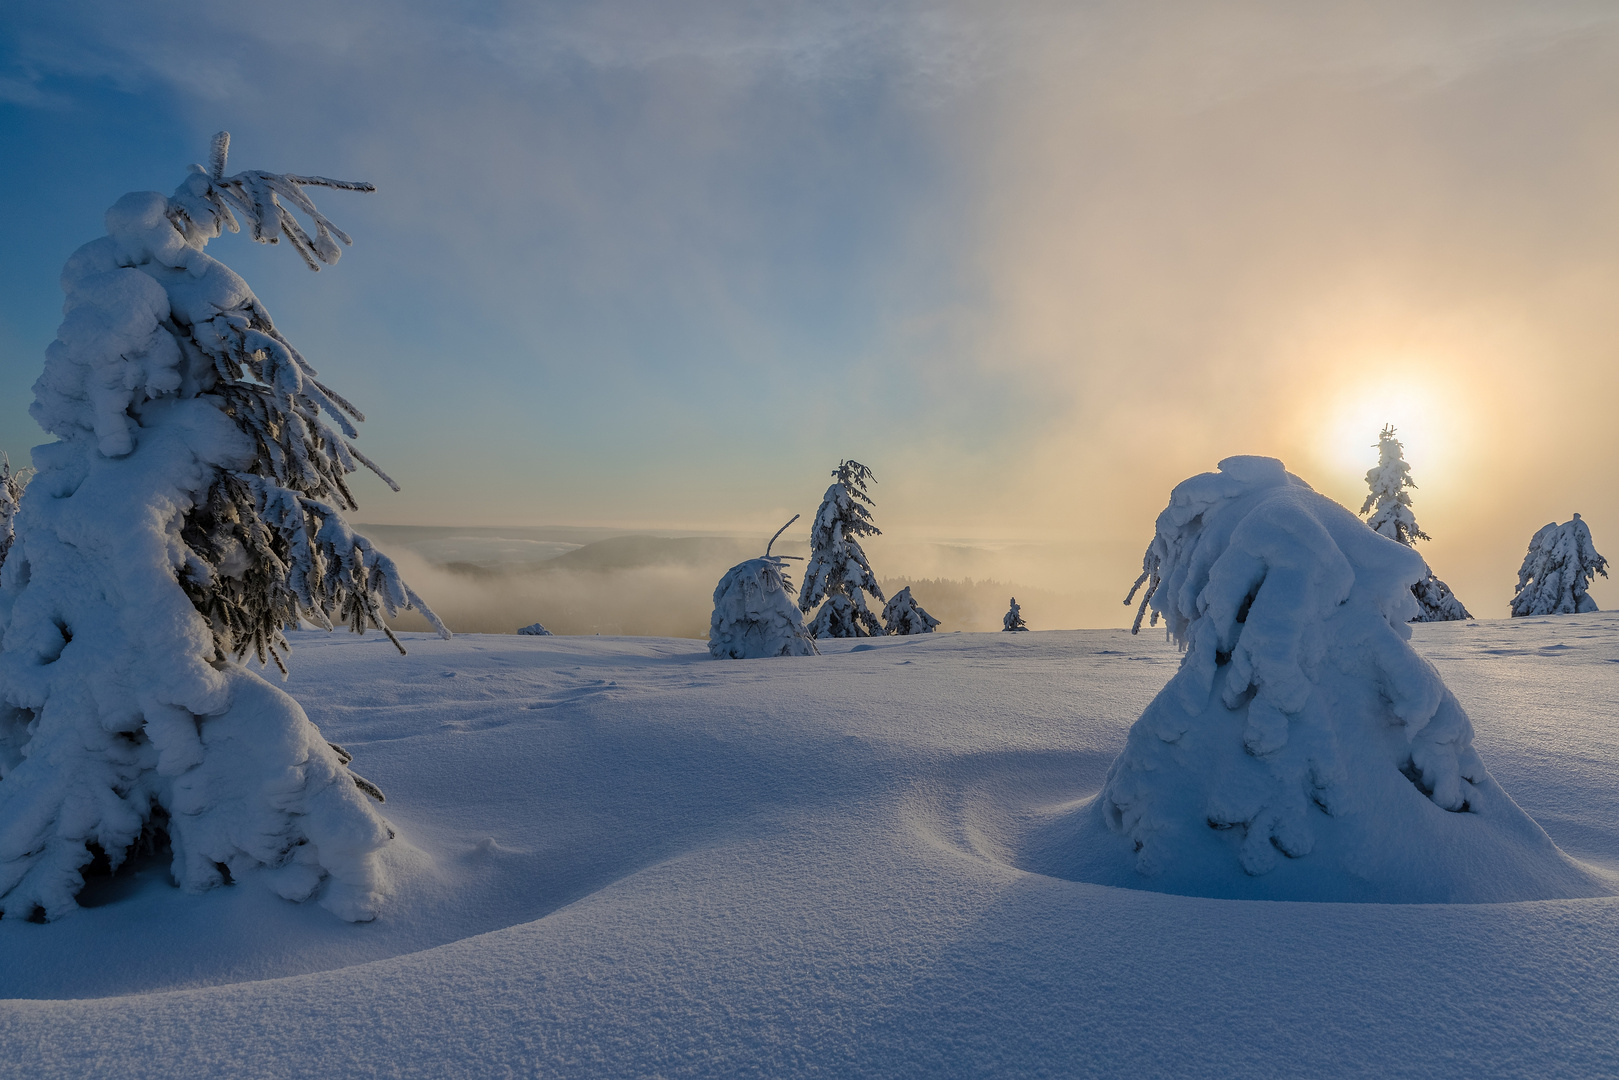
[1032,456,1611,903]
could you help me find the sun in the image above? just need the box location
[1307,366,1473,498]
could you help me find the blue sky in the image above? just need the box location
[5,2,1619,619]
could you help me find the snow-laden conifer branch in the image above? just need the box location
[171,131,375,271]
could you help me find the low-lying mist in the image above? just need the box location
[365,525,1119,639]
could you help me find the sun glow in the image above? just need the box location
[1302,363,1477,502]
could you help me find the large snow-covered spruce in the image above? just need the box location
[710,517,816,659]
[800,460,884,638]
[1511,514,1608,617]
[882,586,940,635]
[0,135,446,922]
[1360,425,1470,622]
[1067,456,1609,903]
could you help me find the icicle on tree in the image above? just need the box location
[882,586,940,635]
[0,133,448,923]
[710,516,817,659]
[1002,597,1028,632]
[0,454,28,573]
[1084,456,1609,902]
[1510,514,1608,617]
[800,461,885,638]
[1359,425,1470,622]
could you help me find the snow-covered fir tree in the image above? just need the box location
[1358,425,1470,622]
[1095,456,1607,902]
[517,622,552,636]
[0,134,446,923]
[0,454,28,573]
[800,461,884,638]
[1511,514,1608,617]
[710,517,817,659]
[1361,425,1428,545]
[882,586,940,635]
[1002,597,1028,631]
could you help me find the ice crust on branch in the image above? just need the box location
[0,134,443,922]
[710,517,816,659]
[801,461,884,638]
[1082,456,1608,902]
[1511,515,1608,617]
[1356,426,1469,622]
[882,587,939,635]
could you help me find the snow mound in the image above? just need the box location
[1511,514,1608,617]
[710,556,816,659]
[1030,455,1612,903]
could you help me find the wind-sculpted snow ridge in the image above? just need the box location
[0,136,444,923]
[1043,455,1613,903]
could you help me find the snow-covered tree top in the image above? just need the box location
[31,131,444,669]
[1511,514,1608,617]
[1359,425,1429,546]
[1126,455,1425,646]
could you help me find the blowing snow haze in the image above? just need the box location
[5,2,1619,625]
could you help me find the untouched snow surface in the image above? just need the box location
[3,619,1619,1078]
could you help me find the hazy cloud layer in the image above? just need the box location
[5,2,1619,625]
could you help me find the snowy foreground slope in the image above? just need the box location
[3,620,1619,1078]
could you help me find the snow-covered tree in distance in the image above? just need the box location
[1359,425,1470,622]
[0,133,447,923]
[800,461,884,638]
[517,622,553,636]
[1067,456,1611,902]
[0,454,29,573]
[1511,514,1609,617]
[711,516,817,659]
[1002,597,1028,632]
[882,586,940,635]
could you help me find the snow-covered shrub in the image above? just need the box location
[1511,515,1608,617]
[1093,456,1606,902]
[0,455,28,573]
[1001,597,1028,632]
[882,586,939,635]
[710,517,816,659]
[517,623,552,636]
[1359,426,1469,622]
[800,461,884,638]
[0,134,446,923]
